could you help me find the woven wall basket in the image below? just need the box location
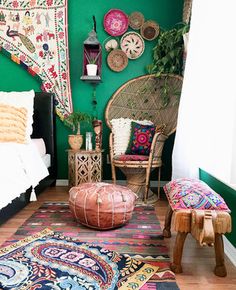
[120,31,145,59]
[128,11,145,30]
[105,38,119,52]
[141,20,160,41]
[107,49,128,72]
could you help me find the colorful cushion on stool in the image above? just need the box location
[69,182,137,230]
[163,178,230,211]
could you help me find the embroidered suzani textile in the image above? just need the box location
[0,0,72,119]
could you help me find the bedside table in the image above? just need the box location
[68,149,103,187]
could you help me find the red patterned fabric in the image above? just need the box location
[164,178,230,211]
[0,0,72,120]
[69,182,137,230]
[114,154,149,161]
[126,121,155,155]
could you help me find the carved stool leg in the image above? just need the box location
[170,231,188,274]
[214,233,227,277]
[163,205,173,238]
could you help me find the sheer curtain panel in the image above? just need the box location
[172,0,236,184]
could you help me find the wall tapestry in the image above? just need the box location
[0,0,72,120]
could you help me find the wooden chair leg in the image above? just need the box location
[163,205,173,238]
[214,233,227,277]
[170,231,188,274]
[157,167,161,200]
[111,162,116,184]
[144,167,152,203]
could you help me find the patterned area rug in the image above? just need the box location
[0,228,159,289]
[5,203,179,289]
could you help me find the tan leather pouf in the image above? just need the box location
[69,182,137,230]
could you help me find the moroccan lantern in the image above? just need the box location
[81,16,102,82]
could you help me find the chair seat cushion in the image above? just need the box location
[69,182,137,230]
[164,178,230,212]
[114,154,149,161]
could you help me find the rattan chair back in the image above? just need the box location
[105,74,183,136]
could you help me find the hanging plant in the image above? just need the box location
[147,23,189,77]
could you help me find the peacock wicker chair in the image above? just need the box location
[105,74,183,204]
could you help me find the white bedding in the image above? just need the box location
[31,138,46,157]
[0,140,49,210]
[41,154,51,168]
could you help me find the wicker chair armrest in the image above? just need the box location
[148,132,168,162]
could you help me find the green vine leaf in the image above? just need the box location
[148,23,189,77]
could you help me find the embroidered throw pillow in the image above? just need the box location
[0,90,35,143]
[125,121,156,155]
[163,178,230,211]
[110,118,153,156]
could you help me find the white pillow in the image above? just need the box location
[110,118,153,156]
[0,90,35,143]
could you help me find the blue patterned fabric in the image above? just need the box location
[0,229,157,290]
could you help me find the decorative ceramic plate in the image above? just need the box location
[107,49,128,72]
[104,9,129,36]
[120,32,145,59]
[128,11,145,30]
[140,20,160,41]
[105,39,119,52]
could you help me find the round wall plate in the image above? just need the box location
[141,20,160,41]
[104,9,129,36]
[128,11,145,30]
[107,49,128,72]
[120,31,145,59]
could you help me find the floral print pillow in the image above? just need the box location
[125,122,156,156]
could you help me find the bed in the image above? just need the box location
[0,91,56,224]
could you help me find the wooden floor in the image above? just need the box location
[0,186,236,290]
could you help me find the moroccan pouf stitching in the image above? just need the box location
[69,182,137,230]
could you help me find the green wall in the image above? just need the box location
[199,169,236,247]
[0,0,183,179]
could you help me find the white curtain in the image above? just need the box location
[172,0,236,185]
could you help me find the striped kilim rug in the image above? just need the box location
[6,202,179,289]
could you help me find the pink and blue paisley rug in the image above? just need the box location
[0,203,180,289]
[0,228,159,289]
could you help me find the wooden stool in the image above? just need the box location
[163,205,232,277]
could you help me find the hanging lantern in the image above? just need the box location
[81,17,102,82]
